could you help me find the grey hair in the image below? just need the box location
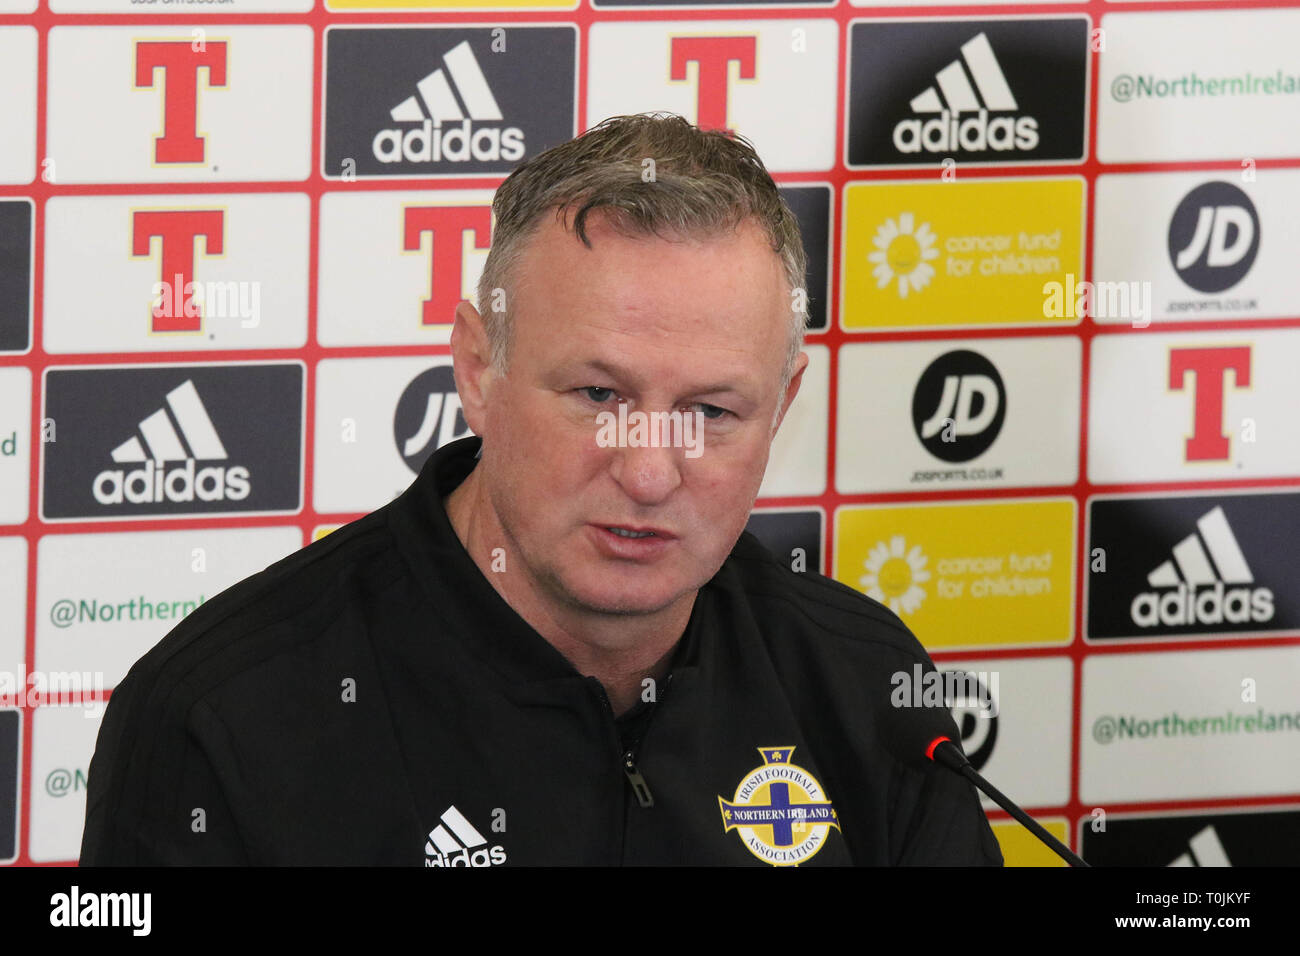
[475,112,808,396]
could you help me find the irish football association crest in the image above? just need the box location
[718,747,841,866]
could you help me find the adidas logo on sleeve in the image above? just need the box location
[424,805,507,868]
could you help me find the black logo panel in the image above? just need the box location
[1087,493,1298,640]
[0,200,32,353]
[42,364,303,519]
[325,27,576,178]
[1081,807,1300,866]
[848,19,1088,167]
[0,711,17,862]
[779,186,830,332]
[745,509,823,573]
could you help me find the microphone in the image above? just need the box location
[878,694,1089,868]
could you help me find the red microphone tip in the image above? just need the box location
[925,735,951,761]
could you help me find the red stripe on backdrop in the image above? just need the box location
[1,0,1298,865]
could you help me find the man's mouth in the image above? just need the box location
[590,524,675,558]
[605,527,657,539]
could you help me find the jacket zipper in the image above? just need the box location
[623,753,654,808]
[592,674,673,810]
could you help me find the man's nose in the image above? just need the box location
[608,440,684,505]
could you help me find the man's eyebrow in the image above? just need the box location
[562,359,753,396]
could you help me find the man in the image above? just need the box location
[81,113,1003,866]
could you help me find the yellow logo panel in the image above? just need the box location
[329,0,576,8]
[833,499,1075,649]
[841,178,1084,331]
[992,818,1071,867]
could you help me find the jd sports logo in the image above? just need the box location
[911,350,1006,463]
[1129,506,1272,631]
[847,19,1087,167]
[1168,182,1260,294]
[324,27,575,178]
[393,366,472,473]
[943,669,998,772]
[424,805,506,867]
[1087,494,1297,640]
[42,364,302,520]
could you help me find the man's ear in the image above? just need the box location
[450,298,496,437]
[773,351,809,435]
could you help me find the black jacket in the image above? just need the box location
[80,436,1003,866]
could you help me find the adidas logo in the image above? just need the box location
[92,379,250,505]
[424,805,507,867]
[1130,506,1273,629]
[1168,825,1231,867]
[893,32,1039,155]
[373,41,524,165]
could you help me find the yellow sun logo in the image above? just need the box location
[868,213,939,299]
[859,535,930,616]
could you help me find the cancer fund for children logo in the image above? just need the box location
[842,178,1084,331]
[834,499,1075,650]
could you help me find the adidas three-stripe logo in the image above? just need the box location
[91,379,251,506]
[1146,506,1252,590]
[111,379,227,463]
[909,33,1017,115]
[1168,825,1231,867]
[373,40,525,165]
[1130,506,1274,629]
[390,41,502,124]
[892,31,1040,154]
[424,805,507,867]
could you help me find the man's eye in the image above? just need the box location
[580,386,615,403]
[696,404,729,420]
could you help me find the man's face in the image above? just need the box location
[464,211,805,619]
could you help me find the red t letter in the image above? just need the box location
[670,37,756,134]
[403,206,493,327]
[1168,346,1251,461]
[135,41,229,164]
[133,210,225,332]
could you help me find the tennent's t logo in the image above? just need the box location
[132,210,225,333]
[135,41,229,165]
[669,36,756,135]
[1168,346,1251,462]
[403,205,492,327]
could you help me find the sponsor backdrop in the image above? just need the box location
[0,0,1297,867]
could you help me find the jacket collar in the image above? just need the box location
[386,435,707,693]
